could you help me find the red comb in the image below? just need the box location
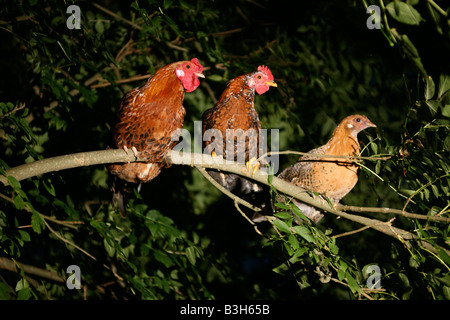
[190,58,204,72]
[257,65,273,81]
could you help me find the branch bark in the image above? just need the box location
[0,149,137,185]
[0,257,64,283]
[1,149,449,255]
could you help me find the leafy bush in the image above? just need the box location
[0,0,449,300]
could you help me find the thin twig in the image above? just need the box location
[234,201,264,236]
[258,150,393,163]
[90,74,151,89]
[0,103,26,119]
[402,173,450,213]
[336,204,450,223]
[0,192,96,260]
[333,218,396,239]
[0,257,64,283]
[0,192,82,229]
[428,0,448,16]
[194,165,262,213]
[43,218,97,261]
[92,2,143,30]
[333,225,374,239]
[329,278,375,300]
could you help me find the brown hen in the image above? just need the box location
[277,115,376,223]
[202,66,277,207]
[108,58,204,216]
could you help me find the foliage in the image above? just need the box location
[0,0,449,300]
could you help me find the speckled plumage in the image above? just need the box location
[278,115,376,223]
[202,73,262,163]
[109,66,185,183]
[202,67,276,204]
[108,59,204,216]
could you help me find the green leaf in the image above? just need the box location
[17,287,32,300]
[292,226,315,243]
[375,160,381,174]
[267,171,274,185]
[31,211,45,234]
[328,240,339,255]
[288,234,299,251]
[13,195,25,210]
[397,34,427,75]
[7,176,21,190]
[273,219,291,233]
[147,222,160,237]
[18,230,31,243]
[104,238,115,257]
[444,135,450,151]
[15,279,32,300]
[386,2,422,25]
[443,286,450,300]
[436,273,450,287]
[426,100,440,115]
[290,204,308,222]
[442,105,450,118]
[186,246,197,265]
[438,74,450,98]
[95,20,104,34]
[208,74,224,82]
[0,282,13,300]
[154,250,175,268]
[431,184,439,198]
[346,273,363,294]
[274,202,291,210]
[163,14,182,37]
[424,76,435,100]
[273,211,292,220]
[437,249,450,265]
[370,141,378,154]
[337,269,346,281]
[15,278,29,292]
[399,189,415,196]
[163,0,173,9]
[272,262,289,275]
[283,242,294,255]
[42,179,56,197]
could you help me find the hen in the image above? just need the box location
[108,58,205,216]
[277,115,376,223]
[202,65,277,208]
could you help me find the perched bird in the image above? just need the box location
[201,65,277,207]
[277,115,377,223]
[108,58,205,216]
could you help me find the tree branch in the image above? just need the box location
[336,204,450,223]
[0,149,137,185]
[258,150,393,162]
[0,257,64,283]
[1,149,448,255]
[194,165,262,213]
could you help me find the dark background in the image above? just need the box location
[0,0,449,300]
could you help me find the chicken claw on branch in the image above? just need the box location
[246,157,260,176]
[123,145,139,158]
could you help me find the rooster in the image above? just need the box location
[108,58,205,216]
[277,115,376,223]
[201,65,277,208]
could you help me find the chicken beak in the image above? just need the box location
[195,72,205,78]
[366,120,377,128]
[265,81,277,87]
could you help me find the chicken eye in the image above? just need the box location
[356,118,361,123]
[257,75,262,79]
[186,65,191,69]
